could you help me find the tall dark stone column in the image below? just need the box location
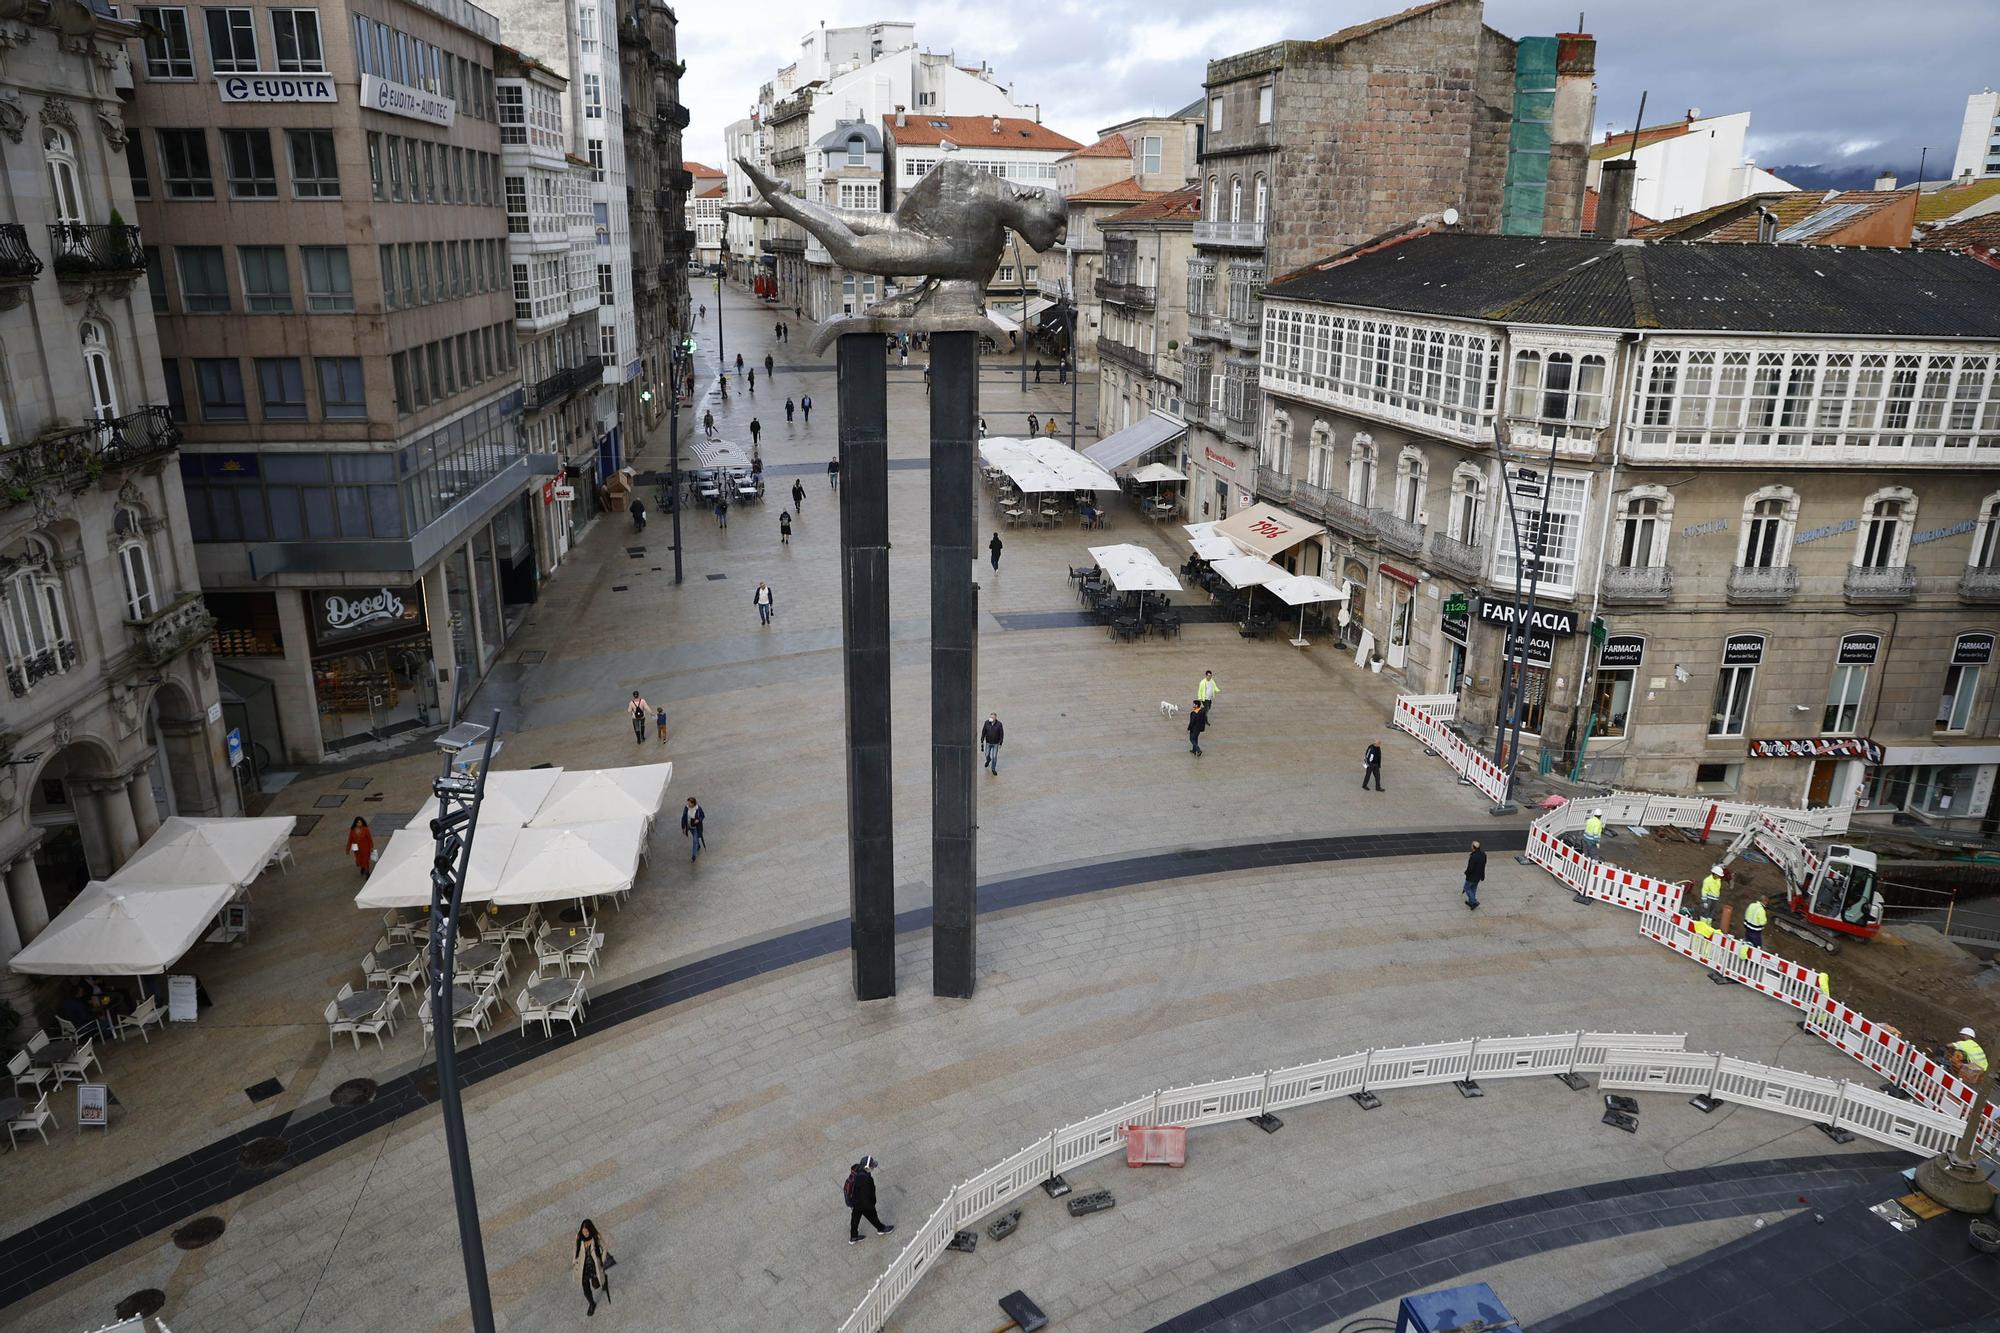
[837,333,895,1001]
[930,331,979,998]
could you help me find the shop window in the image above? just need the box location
[1823,662,1867,734]
[1589,667,1633,738]
[1694,762,1742,793]
[1709,635,1764,738]
[1939,662,1983,733]
[1911,764,1979,817]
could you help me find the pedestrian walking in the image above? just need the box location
[980,712,1004,775]
[573,1219,613,1317]
[719,373,728,398]
[1582,806,1605,853]
[702,409,714,436]
[747,368,755,392]
[791,478,806,515]
[764,353,774,377]
[779,510,792,544]
[347,817,374,878]
[1195,670,1220,717]
[1034,359,1043,383]
[785,397,795,423]
[1187,701,1208,755]
[1027,412,1039,436]
[627,690,650,745]
[735,352,744,375]
[801,393,813,423]
[1059,359,1069,385]
[753,579,775,626]
[630,497,647,532]
[1044,417,1058,439]
[898,345,908,368]
[978,416,988,438]
[828,456,840,490]
[654,706,669,744]
[1362,740,1384,790]
[923,366,931,395]
[681,796,705,860]
[988,531,1003,570]
[750,417,762,447]
[1462,840,1486,911]
[844,1155,895,1244]
[714,496,728,528]
[699,303,706,320]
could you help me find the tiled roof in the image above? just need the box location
[1589,118,1698,162]
[1103,186,1202,226]
[1063,133,1130,161]
[1916,177,2000,223]
[694,182,727,199]
[1634,189,1911,245]
[683,161,725,179]
[1066,179,1158,205]
[1919,213,2000,253]
[1579,187,1653,234]
[881,115,1082,151]
[1263,232,2000,338]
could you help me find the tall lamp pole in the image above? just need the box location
[424,708,502,1333]
[667,336,694,584]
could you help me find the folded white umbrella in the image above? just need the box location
[353,825,517,910]
[410,767,563,830]
[529,763,674,828]
[10,880,238,976]
[489,820,647,906]
[107,816,296,890]
[1130,462,1187,484]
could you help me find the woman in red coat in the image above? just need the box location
[347,817,374,878]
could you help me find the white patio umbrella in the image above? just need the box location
[1189,533,1241,562]
[1265,573,1349,644]
[1131,462,1187,484]
[107,816,297,890]
[410,767,563,830]
[529,763,674,830]
[10,880,238,976]
[1210,554,1286,621]
[353,825,518,910]
[488,820,647,906]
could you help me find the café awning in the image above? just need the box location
[11,881,240,976]
[107,816,297,891]
[1082,412,1187,472]
[1213,502,1319,560]
[689,438,754,471]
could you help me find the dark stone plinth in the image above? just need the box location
[930,331,979,999]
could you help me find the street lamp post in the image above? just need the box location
[667,336,694,584]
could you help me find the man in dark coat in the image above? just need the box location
[1463,840,1486,911]
[845,1155,895,1243]
[1188,701,1209,756]
[980,712,1004,774]
[1363,740,1384,791]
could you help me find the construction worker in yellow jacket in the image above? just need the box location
[1743,897,1768,949]
[1582,808,1605,853]
[1950,1027,1988,1084]
[1698,866,1724,923]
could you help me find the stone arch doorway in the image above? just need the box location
[22,734,122,922]
[143,679,223,822]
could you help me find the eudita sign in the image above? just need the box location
[360,74,455,127]
[217,74,337,103]
[308,584,426,653]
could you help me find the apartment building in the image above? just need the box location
[687,160,724,269]
[1178,0,1593,527]
[720,117,761,283]
[1584,111,1795,222]
[126,0,550,762]
[1253,231,2000,825]
[0,0,242,1018]
[1094,186,1201,443]
[1950,89,1998,183]
[619,0,689,455]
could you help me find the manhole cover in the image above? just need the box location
[116,1289,166,1318]
[517,650,546,665]
[330,1078,378,1107]
[412,1072,439,1100]
[172,1217,225,1250]
[238,1137,288,1169]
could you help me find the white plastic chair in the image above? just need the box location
[325,999,357,1051]
[391,953,424,997]
[7,1050,48,1098]
[384,910,418,945]
[515,987,550,1038]
[115,996,166,1044]
[266,842,296,875]
[576,932,605,978]
[500,906,539,953]
[53,1038,98,1086]
[348,1006,391,1052]
[363,950,393,990]
[534,930,571,978]
[7,1091,54,1149]
[452,989,491,1045]
[544,985,584,1038]
[418,995,435,1052]
[25,1030,48,1059]
[55,1015,82,1042]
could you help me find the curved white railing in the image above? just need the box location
[834,1024,1977,1333]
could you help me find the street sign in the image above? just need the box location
[226,728,244,768]
[77,1083,108,1129]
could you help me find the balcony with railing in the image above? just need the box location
[655,100,691,129]
[1288,479,1331,523]
[1095,276,1156,308]
[1096,336,1150,375]
[0,223,43,284]
[1193,219,1266,248]
[1375,511,1424,558]
[525,363,597,412]
[0,407,180,503]
[6,640,78,698]
[1427,533,1485,581]
[1959,566,2000,603]
[1600,564,1673,605]
[1726,564,1799,604]
[1255,465,1292,503]
[1844,563,1917,604]
[1322,491,1375,538]
[48,222,144,277]
[126,591,214,668]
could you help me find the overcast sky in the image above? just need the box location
[680,0,1996,187]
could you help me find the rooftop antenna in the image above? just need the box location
[1624,91,1648,160]
[1916,145,1929,190]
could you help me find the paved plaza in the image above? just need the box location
[0,285,1909,1332]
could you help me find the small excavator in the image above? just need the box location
[1712,813,1883,953]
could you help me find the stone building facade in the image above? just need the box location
[0,1,236,1025]
[1256,232,2000,826]
[1095,187,1200,439]
[620,0,689,456]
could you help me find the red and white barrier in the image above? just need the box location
[1392,695,1509,803]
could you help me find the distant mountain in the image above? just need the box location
[1770,160,1926,192]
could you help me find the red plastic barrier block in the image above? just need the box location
[1125,1124,1187,1167]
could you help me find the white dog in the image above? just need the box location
[1159,700,1180,720]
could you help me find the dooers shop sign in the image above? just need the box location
[308,584,427,654]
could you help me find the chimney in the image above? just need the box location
[1756,205,1779,243]
[1595,159,1636,239]
[1874,171,1898,191]
[894,104,906,128]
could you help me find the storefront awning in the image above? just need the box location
[1748,738,1883,763]
[1212,501,1319,561]
[1880,744,2000,767]
[1083,412,1188,472]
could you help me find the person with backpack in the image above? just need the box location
[779,510,792,545]
[626,691,649,746]
[844,1155,895,1243]
[681,796,705,860]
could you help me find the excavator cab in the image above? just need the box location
[1799,844,1883,939]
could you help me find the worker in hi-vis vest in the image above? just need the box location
[1698,866,1724,923]
[1742,897,1768,948]
[1950,1027,1988,1083]
[1582,808,1605,852]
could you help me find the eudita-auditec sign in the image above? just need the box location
[359,74,455,127]
[307,584,427,655]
